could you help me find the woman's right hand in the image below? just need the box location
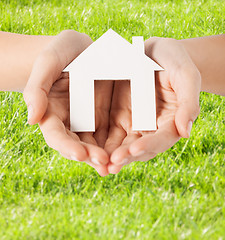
[23,30,113,176]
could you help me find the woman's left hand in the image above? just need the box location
[105,37,201,174]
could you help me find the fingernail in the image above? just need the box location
[71,155,80,161]
[91,158,101,165]
[28,105,33,121]
[133,150,145,157]
[187,121,193,137]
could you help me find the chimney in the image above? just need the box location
[132,36,144,54]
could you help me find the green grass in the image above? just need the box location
[0,0,225,239]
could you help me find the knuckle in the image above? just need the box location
[60,29,76,37]
[60,30,92,43]
[59,30,93,50]
[145,36,161,43]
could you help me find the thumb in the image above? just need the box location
[174,69,201,138]
[144,37,201,138]
[23,50,59,125]
[23,87,48,125]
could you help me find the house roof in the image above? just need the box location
[65,29,163,71]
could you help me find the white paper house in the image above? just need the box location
[65,29,163,132]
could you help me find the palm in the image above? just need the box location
[26,33,200,176]
[39,73,113,176]
[105,38,201,174]
[105,72,181,174]
[155,71,179,138]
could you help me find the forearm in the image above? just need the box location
[0,31,53,92]
[180,34,225,96]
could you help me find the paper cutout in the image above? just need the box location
[64,29,163,132]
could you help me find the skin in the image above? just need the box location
[106,35,225,174]
[1,30,113,176]
[180,34,225,96]
[36,73,113,176]
[0,31,53,92]
[106,38,201,173]
[23,31,114,176]
[0,31,225,176]
[107,35,225,173]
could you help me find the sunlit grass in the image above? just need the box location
[0,0,225,239]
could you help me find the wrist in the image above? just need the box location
[0,32,53,92]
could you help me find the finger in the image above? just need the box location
[174,69,201,138]
[145,38,201,138]
[59,145,108,177]
[110,133,140,166]
[107,162,124,175]
[104,126,127,155]
[94,127,109,148]
[78,157,109,177]
[39,113,88,161]
[129,152,157,162]
[23,51,58,125]
[78,133,110,176]
[129,120,180,157]
[78,132,109,166]
[94,80,113,148]
[108,151,157,175]
[104,127,133,175]
[65,129,109,177]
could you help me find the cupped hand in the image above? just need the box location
[106,37,201,174]
[23,30,113,176]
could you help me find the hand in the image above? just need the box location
[105,37,201,174]
[23,30,113,176]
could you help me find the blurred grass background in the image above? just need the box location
[0,0,225,239]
